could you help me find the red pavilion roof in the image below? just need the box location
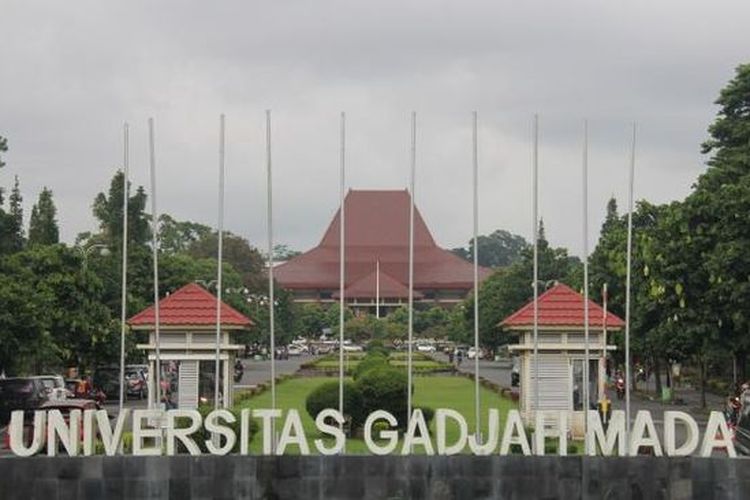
[128,283,253,329]
[275,190,491,292]
[501,283,625,329]
[332,269,422,299]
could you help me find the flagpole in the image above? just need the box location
[407,110,416,448]
[338,111,346,432]
[532,114,540,416]
[265,110,276,452]
[118,123,129,413]
[601,283,608,399]
[582,119,590,449]
[375,259,380,319]
[214,114,225,409]
[148,117,162,409]
[625,123,636,448]
[472,111,481,439]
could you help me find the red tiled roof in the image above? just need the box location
[332,269,422,299]
[275,190,491,293]
[501,283,625,328]
[128,283,253,327]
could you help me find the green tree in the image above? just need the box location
[452,229,529,268]
[6,176,25,252]
[91,171,151,250]
[464,220,580,349]
[188,231,266,292]
[158,214,212,254]
[28,187,60,246]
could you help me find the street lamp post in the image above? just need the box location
[76,243,110,271]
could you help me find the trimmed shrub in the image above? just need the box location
[305,380,366,430]
[416,406,435,426]
[356,366,408,427]
[353,352,388,380]
[367,339,390,357]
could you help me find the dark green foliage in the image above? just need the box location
[28,187,59,246]
[352,352,388,380]
[366,339,389,357]
[305,380,365,429]
[452,229,530,268]
[357,367,409,428]
[416,406,434,426]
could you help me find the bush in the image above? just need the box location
[175,404,259,454]
[356,366,409,428]
[416,406,435,426]
[353,352,388,380]
[305,380,366,430]
[367,340,390,357]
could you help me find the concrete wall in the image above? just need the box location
[0,455,749,499]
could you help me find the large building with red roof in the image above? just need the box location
[274,189,491,313]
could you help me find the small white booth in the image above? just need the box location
[502,283,623,438]
[129,283,253,409]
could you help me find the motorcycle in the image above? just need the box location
[615,376,625,400]
[233,362,244,383]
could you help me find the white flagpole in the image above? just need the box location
[532,114,540,415]
[338,111,346,430]
[214,114,225,409]
[148,117,162,409]
[601,283,608,399]
[118,123,129,413]
[265,110,277,451]
[582,119,590,449]
[407,110,416,447]
[375,259,380,319]
[472,111,481,438]
[625,123,636,447]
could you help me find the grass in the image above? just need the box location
[235,375,516,454]
[306,352,450,373]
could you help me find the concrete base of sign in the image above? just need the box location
[0,455,748,499]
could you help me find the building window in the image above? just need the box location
[320,291,332,300]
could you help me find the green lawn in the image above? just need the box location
[235,376,516,454]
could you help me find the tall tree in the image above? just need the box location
[28,187,60,246]
[6,176,25,252]
[91,171,150,250]
[158,214,212,254]
[451,229,529,268]
[465,220,581,348]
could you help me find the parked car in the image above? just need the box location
[30,375,69,401]
[342,344,364,352]
[2,399,100,454]
[416,344,436,353]
[287,345,304,356]
[124,369,148,399]
[0,378,49,426]
[467,347,484,359]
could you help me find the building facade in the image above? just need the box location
[275,189,491,314]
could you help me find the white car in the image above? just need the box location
[467,347,484,359]
[416,344,436,353]
[287,345,304,356]
[342,344,364,352]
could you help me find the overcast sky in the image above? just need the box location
[1,1,748,257]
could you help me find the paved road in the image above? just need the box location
[235,355,315,387]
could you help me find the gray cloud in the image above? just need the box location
[1,0,748,257]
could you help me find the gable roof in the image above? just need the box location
[275,190,491,291]
[501,282,625,329]
[332,269,422,299]
[128,283,253,329]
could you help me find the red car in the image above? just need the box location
[2,399,98,454]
